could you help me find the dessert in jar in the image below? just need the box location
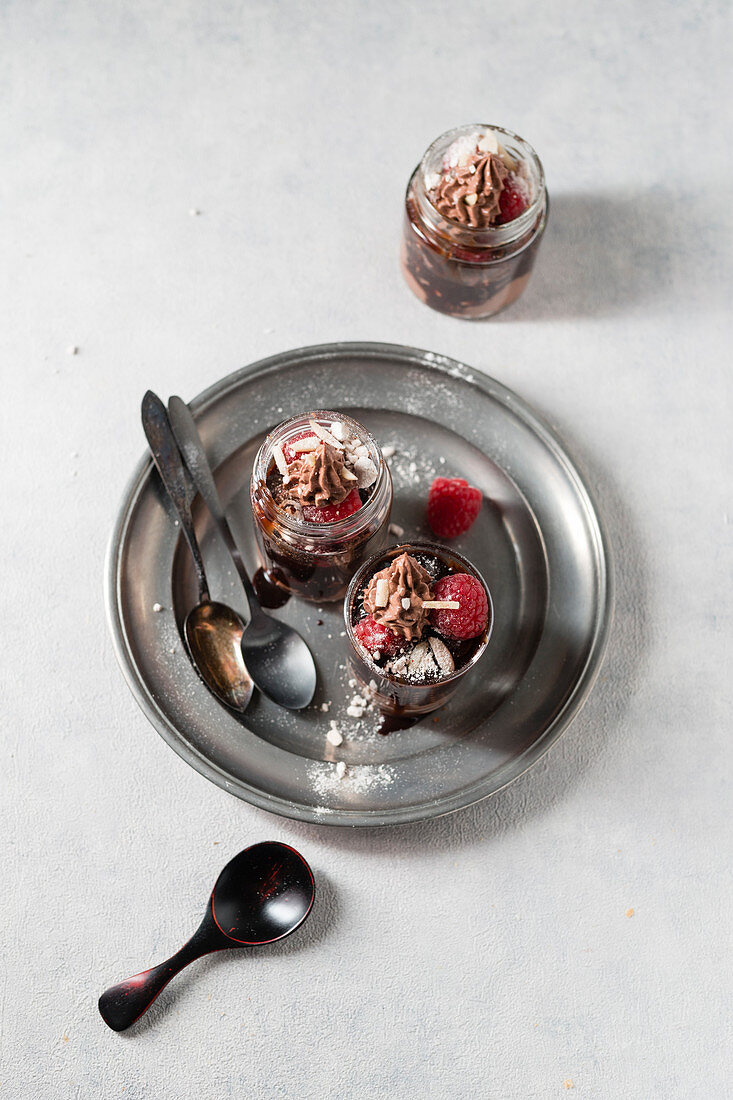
[401,124,547,319]
[250,411,393,604]
[345,542,493,723]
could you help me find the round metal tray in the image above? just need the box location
[106,342,612,826]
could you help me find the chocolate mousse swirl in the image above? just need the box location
[287,441,350,507]
[430,152,508,228]
[363,552,432,641]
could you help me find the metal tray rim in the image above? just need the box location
[105,341,613,827]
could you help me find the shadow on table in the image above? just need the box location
[496,188,721,322]
[114,870,342,1036]
[271,430,652,857]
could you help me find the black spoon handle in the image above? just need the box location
[98,916,224,1032]
[141,390,210,604]
[167,395,257,608]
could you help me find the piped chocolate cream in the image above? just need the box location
[270,417,379,517]
[426,129,519,228]
[431,152,507,227]
[362,552,432,641]
[286,441,351,507]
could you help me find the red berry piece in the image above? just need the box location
[430,573,488,640]
[426,477,482,538]
[282,430,316,464]
[303,488,362,524]
[353,616,403,657]
[498,178,527,224]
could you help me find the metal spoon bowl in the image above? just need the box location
[168,395,317,710]
[98,842,315,1031]
[142,391,254,712]
[184,601,252,711]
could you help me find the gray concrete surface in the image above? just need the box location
[1,1,730,1096]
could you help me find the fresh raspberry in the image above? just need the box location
[303,488,362,524]
[426,477,482,538]
[430,573,488,640]
[498,178,527,224]
[283,430,316,463]
[353,616,403,657]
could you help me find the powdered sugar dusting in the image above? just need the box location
[419,351,476,384]
[382,442,441,487]
[307,760,395,798]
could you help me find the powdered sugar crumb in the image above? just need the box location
[326,722,343,747]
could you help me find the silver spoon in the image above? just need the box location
[141,391,253,712]
[168,395,317,710]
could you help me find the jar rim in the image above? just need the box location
[344,540,494,686]
[251,410,391,539]
[415,123,546,245]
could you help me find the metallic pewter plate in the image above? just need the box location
[106,343,612,826]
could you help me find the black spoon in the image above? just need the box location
[98,842,315,1032]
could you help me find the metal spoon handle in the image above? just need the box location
[167,395,256,607]
[141,391,209,604]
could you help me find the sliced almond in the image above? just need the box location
[341,467,358,482]
[428,636,455,676]
[271,442,289,476]
[290,435,321,453]
[498,143,518,172]
[406,641,438,679]
[374,578,390,608]
[477,129,499,154]
[401,597,411,611]
[464,193,477,206]
[309,419,343,449]
[421,600,460,610]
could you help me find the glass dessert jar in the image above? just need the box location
[401,123,547,319]
[344,542,493,721]
[250,411,393,604]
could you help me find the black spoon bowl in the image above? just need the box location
[98,842,315,1032]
